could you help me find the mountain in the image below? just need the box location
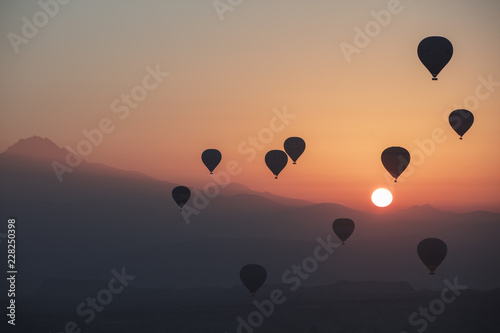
[1,137,499,295]
[0,136,312,207]
[392,204,460,222]
[2,136,66,160]
[0,136,169,203]
[221,183,313,207]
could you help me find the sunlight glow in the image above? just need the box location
[371,188,393,207]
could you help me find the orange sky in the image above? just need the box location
[1,0,499,212]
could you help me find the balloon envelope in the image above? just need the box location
[332,218,355,245]
[284,137,306,164]
[449,109,474,139]
[265,150,288,179]
[417,238,447,275]
[240,264,267,296]
[417,36,453,80]
[381,147,410,182]
[172,186,191,211]
[202,149,222,174]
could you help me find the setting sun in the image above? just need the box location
[371,188,393,207]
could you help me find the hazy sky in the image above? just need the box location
[1,0,499,212]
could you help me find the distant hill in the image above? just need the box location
[1,137,499,295]
[0,136,312,207]
[221,182,313,207]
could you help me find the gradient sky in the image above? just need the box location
[1,0,499,212]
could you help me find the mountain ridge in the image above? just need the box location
[1,136,496,215]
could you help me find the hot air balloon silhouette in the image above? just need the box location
[201,149,222,174]
[332,218,355,245]
[449,109,474,140]
[172,186,191,211]
[265,150,288,179]
[284,137,306,164]
[417,36,453,80]
[381,147,410,182]
[417,238,447,275]
[240,264,267,297]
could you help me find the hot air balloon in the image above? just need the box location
[332,218,355,245]
[417,238,447,275]
[381,147,410,182]
[240,264,267,297]
[284,137,306,164]
[265,150,288,179]
[417,36,453,80]
[172,186,191,211]
[449,109,474,140]
[202,149,222,174]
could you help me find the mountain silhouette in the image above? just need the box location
[1,137,499,295]
[0,136,174,203]
[221,182,313,207]
[2,136,67,161]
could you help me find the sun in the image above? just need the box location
[371,188,393,207]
